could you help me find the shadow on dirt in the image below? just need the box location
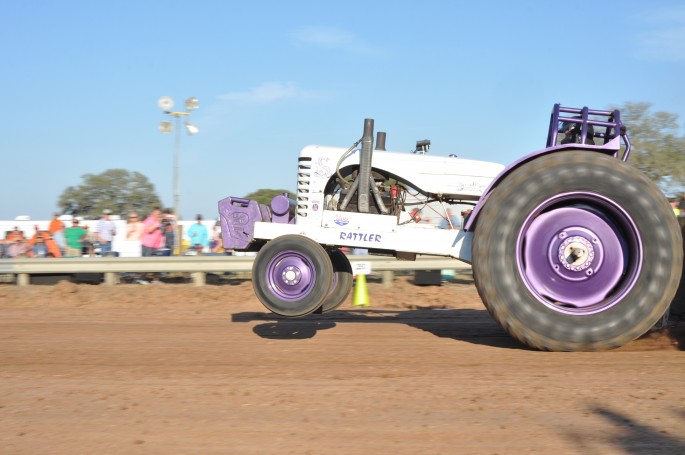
[232,309,685,351]
[631,318,685,352]
[232,308,531,350]
[565,405,685,454]
[665,319,685,350]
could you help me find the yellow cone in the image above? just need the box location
[353,274,370,307]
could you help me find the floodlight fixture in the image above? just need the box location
[158,96,174,112]
[185,97,199,111]
[185,123,199,135]
[158,120,173,133]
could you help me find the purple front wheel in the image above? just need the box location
[321,248,353,313]
[253,235,334,317]
[265,250,318,302]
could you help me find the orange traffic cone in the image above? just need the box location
[353,274,370,307]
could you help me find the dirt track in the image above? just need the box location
[1,274,684,454]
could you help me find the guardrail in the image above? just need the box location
[0,255,471,286]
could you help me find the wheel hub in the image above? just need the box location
[282,266,302,285]
[265,250,317,302]
[557,234,595,273]
[546,227,603,283]
[520,206,625,308]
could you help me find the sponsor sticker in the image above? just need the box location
[334,215,349,226]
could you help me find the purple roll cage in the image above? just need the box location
[463,104,632,231]
[546,104,631,160]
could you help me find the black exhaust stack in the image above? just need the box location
[357,119,374,213]
[375,132,386,151]
[339,119,389,215]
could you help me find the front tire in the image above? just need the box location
[472,152,682,351]
[321,249,353,313]
[252,235,334,317]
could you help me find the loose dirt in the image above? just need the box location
[1,273,684,454]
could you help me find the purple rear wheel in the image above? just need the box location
[253,235,333,317]
[518,193,640,315]
[473,152,682,351]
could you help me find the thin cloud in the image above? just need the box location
[291,26,377,54]
[219,82,323,104]
[198,82,327,131]
[633,6,685,61]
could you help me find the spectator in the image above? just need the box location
[26,231,62,258]
[439,209,461,230]
[27,232,49,257]
[82,224,96,256]
[6,226,25,243]
[95,209,117,256]
[7,236,27,258]
[125,212,144,241]
[44,231,63,257]
[210,220,224,254]
[64,219,88,257]
[141,207,163,257]
[159,209,176,256]
[137,208,165,284]
[48,213,66,255]
[5,227,26,258]
[187,214,209,253]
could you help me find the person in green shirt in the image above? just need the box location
[64,219,87,257]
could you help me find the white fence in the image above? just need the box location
[0,255,471,286]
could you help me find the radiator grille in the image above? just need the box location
[296,157,311,218]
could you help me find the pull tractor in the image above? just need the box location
[218,104,683,351]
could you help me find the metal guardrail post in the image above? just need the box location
[191,272,206,286]
[382,271,394,288]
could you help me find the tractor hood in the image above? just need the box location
[300,145,505,200]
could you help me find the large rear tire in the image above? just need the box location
[253,235,334,317]
[472,152,682,351]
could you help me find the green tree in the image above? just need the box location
[617,102,685,196]
[58,169,162,218]
[244,189,295,206]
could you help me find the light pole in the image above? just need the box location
[158,96,199,254]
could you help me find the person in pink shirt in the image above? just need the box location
[141,207,163,256]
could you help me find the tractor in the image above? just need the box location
[218,104,683,351]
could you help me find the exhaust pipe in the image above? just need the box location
[358,119,374,213]
[340,119,388,214]
[375,132,386,151]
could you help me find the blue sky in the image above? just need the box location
[2,0,684,220]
